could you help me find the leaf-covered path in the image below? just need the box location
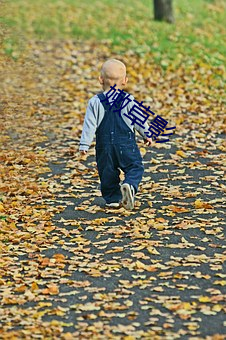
[0,41,225,339]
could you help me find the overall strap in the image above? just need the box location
[97,93,110,112]
[97,92,127,112]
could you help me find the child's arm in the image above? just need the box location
[79,98,98,153]
[134,121,152,146]
[145,137,152,146]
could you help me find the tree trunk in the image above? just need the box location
[153,0,174,23]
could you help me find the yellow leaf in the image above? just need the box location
[70,236,84,243]
[147,246,160,255]
[140,147,146,156]
[0,203,5,212]
[31,282,39,292]
[92,218,108,225]
[155,224,167,230]
[151,158,160,164]
[33,310,51,319]
[183,302,193,310]
[9,222,16,228]
[212,304,223,312]
[62,333,74,340]
[176,150,186,158]
[198,296,211,303]
[135,260,147,269]
[194,199,203,208]
[187,323,198,331]
[194,199,213,209]
[37,302,52,308]
[105,247,124,254]
[153,286,164,292]
[214,280,226,286]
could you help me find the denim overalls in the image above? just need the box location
[95,92,144,204]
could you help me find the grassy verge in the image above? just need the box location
[1,0,225,66]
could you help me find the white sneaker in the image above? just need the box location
[120,183,135,210]
[105,202,121,208]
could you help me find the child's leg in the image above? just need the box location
[117,143,144,193]
[96,146,122,203]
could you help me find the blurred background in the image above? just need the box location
[1,0,225,67]
[0,0,225,130]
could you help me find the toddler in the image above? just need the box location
[79,59,152,209]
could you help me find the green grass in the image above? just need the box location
[1,0,225,65]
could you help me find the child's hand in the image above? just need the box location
[145,137,152,146]
[80,150,87,155]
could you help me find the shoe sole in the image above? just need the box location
[120,183,134,210]
[105,203,120,208]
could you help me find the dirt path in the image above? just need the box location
[0,40,225,339]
